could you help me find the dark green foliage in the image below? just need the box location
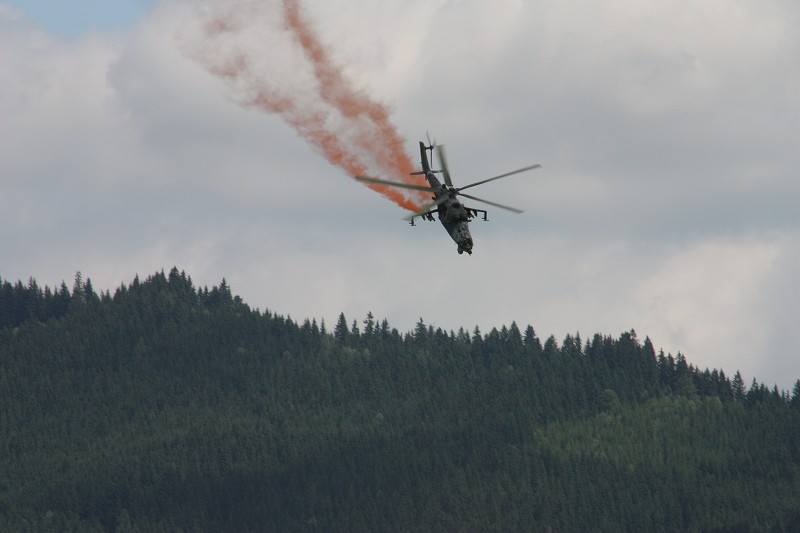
[1,268,799,532]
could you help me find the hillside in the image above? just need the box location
[2,269,799,532]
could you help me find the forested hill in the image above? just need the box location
[2,269,800,532]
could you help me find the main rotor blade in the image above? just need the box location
[458,164,541,192]
[458,191,524,214]
[403,195,449,221]
[355,175,436,193]
[435,145,453,187]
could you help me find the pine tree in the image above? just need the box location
[334,312,349,343]
[732,371,746,401]
[71,271,85,304]
[363,312,375,336]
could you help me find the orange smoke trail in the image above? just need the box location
[193,0,428,211]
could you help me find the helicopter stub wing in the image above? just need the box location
[403,194,449,222]
[406,209,438,225]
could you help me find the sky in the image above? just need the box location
[3,0,157,37]
[2,0,799,390]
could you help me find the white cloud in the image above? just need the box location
[631,236,788,380]
[2,0,800,390]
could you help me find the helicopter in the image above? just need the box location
[356,137,540,255]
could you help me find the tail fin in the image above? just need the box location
[419,141,432,174]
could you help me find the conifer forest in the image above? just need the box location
[2,269,799,532]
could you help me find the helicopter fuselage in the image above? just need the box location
[417,143,474,254]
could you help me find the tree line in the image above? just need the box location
[1,268,799,531]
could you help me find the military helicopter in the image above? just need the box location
[356,137,540,255]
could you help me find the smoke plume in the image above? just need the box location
[187,0,428,211]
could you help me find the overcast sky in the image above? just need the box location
[2,0,799,390]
